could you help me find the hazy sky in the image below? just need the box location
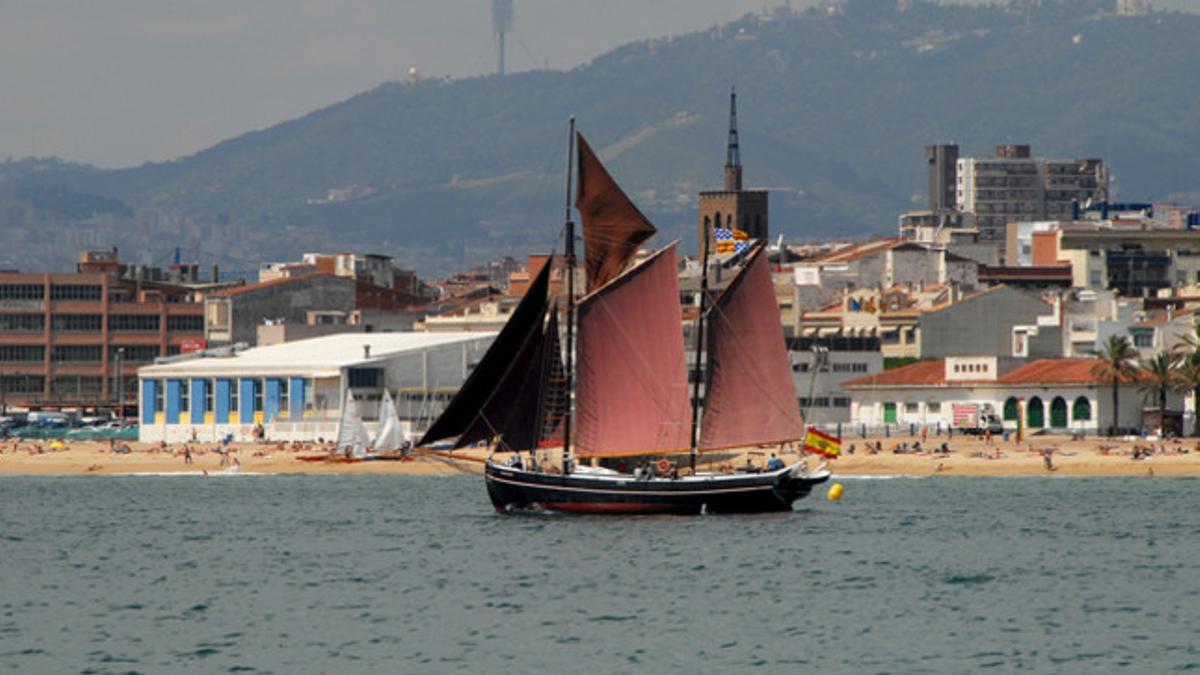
[1,0,776,167]
[3,0,1195,168]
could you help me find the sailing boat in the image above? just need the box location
[417,123,830,514]
[373,389,405,453]
[334,388,372,460]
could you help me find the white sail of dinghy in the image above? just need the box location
[374,388,405,453]
[334,389,372,457]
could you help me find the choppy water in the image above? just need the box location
[2,474,1199,674]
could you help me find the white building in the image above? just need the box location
[137,332,494,443]
[843,356,1152,434]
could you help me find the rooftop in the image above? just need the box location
[843,358,1147,389]
[138,332,495,378]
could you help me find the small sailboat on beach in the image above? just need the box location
[417,121,830,514]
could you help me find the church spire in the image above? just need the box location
[724,86,742,191]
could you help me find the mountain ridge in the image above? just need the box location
[2,0,1197,276]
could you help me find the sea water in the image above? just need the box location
[1,474,1198,674]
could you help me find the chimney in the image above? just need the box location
[363,344,371,359]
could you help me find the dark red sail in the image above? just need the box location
[575,245,691,456]
[699,245,804,450]
[417,257,552,448]
[575,133,658,292]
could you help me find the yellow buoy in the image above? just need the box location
[827,482,844,502]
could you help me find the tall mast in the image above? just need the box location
[688,226,711,472]
[562,118,577,475]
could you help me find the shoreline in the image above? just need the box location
[0,434,1193,478]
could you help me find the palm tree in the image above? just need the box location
[1172,325,1200,436]
[1139,351,1178,435]
[1174,353,1200,437]
[1092,335,1139,436]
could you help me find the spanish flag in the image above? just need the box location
[803,427,841,458]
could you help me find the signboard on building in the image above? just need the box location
[180,339,208,354]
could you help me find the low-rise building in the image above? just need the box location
[137,332,495,443]
[844,357,1152,434]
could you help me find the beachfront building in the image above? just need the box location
[843,357,1156,435]
[789,334,884,424]
[136,332,494,444]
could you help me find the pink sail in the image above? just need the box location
[575,245,691,457]
[700,246,804,450]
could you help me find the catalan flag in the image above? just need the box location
[803,427,841,458]
[714,227,752,254]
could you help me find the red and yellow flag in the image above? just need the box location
[803,427,841,458]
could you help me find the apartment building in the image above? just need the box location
[0,250,206,410]
[954,144,1109,246]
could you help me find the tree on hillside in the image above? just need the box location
[1139,350,1178,435]
[1092,335,1139,436]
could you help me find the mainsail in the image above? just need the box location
[699,245,804,450]
[335,389,372,457]
[575,245,691,456]
[575,133,658,292]
[416,257,553,448]
[374,388,405,453]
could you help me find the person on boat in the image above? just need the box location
[507,452,523,470]
[766,453,784,471]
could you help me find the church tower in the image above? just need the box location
[697,87,769,254]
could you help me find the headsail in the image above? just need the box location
[575,133,658,292]
[416,257,553,448]
[699,245,804,450]
[374,388,405,453]
[335,389,372,457]
[575,244,691,457]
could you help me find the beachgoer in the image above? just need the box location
[183,447,193,465]
[1042,448,1055,471]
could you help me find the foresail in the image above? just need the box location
[699,245,804,450]
[335,389,372,456]
[374,388,405,453]
[575,133,658,292]
[575,245,691,457]
[417,256,553,447]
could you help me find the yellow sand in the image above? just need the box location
[0,434,1192,477]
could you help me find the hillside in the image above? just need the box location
[2,0,1198,276]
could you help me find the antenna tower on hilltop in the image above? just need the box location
[493,0,514,75]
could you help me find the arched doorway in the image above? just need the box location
[1072,396,1092,422]
[1050,397,1068,428]
[1003,397,1019,422]
[1027,396,1045,429]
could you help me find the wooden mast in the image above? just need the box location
[688,224,711,473]
[562,118,577,475]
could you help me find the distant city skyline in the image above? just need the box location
[3,0,1195,168]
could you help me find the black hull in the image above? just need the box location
[484,462,830,515]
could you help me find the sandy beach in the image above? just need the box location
[0,433,1197,477]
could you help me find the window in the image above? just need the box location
[253,379,264,412]
[279,379,290,415]
[0,314,44,331]
[230,381,240,413]
[204,380,214,415]
[50,284,101,301]
[0,284,43,300]
[927,402,942,413]
[51,345,102,362]
[0,345,44,361]
[1,375,43,393]
[832,363,868,373]
[304,379,316,412]
[832,397,851,408]
[1132,332,1153,348]
[905,402,919,413]
[50,376,103,395]
[110,345,160,362]
[51,314,102,331]
[180,380,190,414]
[1073,396,1091,421]
[154,380,165,415]
[108,314,160,332]
[167,315,204,332]
[347,368,382,389]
